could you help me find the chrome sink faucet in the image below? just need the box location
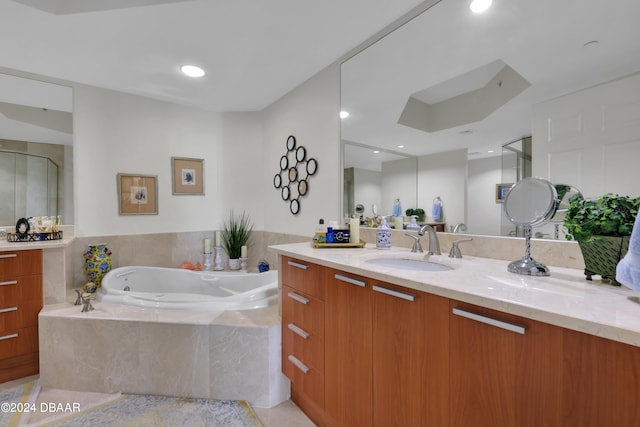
[418,224,441,255]
[405,233,424,253]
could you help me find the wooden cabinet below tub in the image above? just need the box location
[0,249,43,383]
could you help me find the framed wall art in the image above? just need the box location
[172,157,204,195]
[495,183,513,203]
[117,173,158,215]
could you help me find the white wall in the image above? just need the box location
[73,85,266,236]
[467,155,502,236]
[417,149,467,226]
[262,64,341,236]
[381,157,417,217]
[353,168,381,218]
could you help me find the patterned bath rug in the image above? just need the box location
[35,394,264,427]
[0,380,40,427]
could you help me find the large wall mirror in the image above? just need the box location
[342,0,640,237]
[0,72,73,226]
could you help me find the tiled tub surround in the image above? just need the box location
[271,242,640,346]
[38,303,290,408]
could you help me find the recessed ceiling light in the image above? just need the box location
[470,0,492,13]
[397,145,405,148]
[340,111,350,119]
[180,65,205,78]
[373,150,380,154]
[487,150,495,153]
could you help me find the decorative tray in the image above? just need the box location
[312,240,366,248]
[7,231,64,242]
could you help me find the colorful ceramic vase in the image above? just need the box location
[84,243,112,291]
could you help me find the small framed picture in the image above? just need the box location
[172,157,204,195]
[117,173,158,215]
[496,183,513,203]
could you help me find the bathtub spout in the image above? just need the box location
[81,296,95,312]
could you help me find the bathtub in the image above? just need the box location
[97,266,278,310]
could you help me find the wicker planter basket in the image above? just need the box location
[578,235,630,285]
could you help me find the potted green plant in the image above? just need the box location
[405,208,425,222]
[564,193,639,285]
[221,210,253,270]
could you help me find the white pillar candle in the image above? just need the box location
[349,218,360,244]
[394,216,404,230]
[203,238,211,254]
[241,245,248,258]
[215,231,222,246]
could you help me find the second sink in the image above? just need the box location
[365,257,453,272]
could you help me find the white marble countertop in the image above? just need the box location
[0,236,75,251]
[270,242,640,347]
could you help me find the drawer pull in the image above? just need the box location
[0,333,18,341]
[0,280,18,286]
[0,306,18,313]
[453,307,526,335]
[288,355,310,374]
[335,273,366,287]
[287,292,310,305]
[0,253,17,259]
[372,285,415,302]
[287,323,310,339]
[287,260,310,270]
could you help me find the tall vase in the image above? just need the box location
[84,243,112,291]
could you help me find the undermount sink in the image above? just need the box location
[365,257,453,272]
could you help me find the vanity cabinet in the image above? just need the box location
[0,249,43,383]
[281,256,330,425]
[372,282,449,426]
[280,254,640,426]
[449,301,563,426]
[325,269,372,427]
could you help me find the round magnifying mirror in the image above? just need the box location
[549,184,581,223]
[298,180,308,196]
[286,135,296,151]
[290,199,300,215]
[281,186,290,201]
[306,158,317,175]
[280,155,288,171]
[503,177,558,227]
[273,174,281,189]
[289,167,298,182]
[503,177,558,277]
[355,204,364,215]
[296,146,306,162]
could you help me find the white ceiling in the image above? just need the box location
[0,0,427,112]
[341,0,640,166]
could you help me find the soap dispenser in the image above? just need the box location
[406,215,421,231]
[376,216,392,249]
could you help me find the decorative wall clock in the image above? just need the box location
[273,135,318,215]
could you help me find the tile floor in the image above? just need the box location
[1,375,315,426]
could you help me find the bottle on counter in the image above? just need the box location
[376,216,392,249]
[314,219,326,243]
[326,227,335,243]
[406,215,421,231]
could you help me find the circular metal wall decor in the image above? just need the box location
[273,135,318,215]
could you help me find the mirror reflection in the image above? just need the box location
[341,0,640,238]
[0,73,73,225]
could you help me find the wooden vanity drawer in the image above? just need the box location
[283,346,325,408]
[0,275,43,331]
[281,256,325,300]
[282,285,324,337]
[0,326,38,359]
[0,250,42,281]
[282,317,324,372]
